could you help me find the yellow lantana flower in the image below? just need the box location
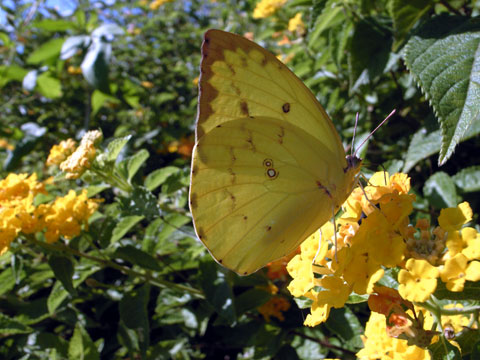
[398,259,439,302]
[253,0,287,19]
[446,227,480,260]
[257,296,290,322]
[46,138,77,166]
[438,202,472,231]
[288,172,414,326]
[149,0,173,10]
[59,130,102,179]
[0,139,14,150]
[0,174,45,253]
[440,253,480,292]
[141,81,154,89]
[288,13,305,35]
[39,189,101,243]
[357,312,431,360]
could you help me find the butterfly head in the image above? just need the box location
[345,154,363,188]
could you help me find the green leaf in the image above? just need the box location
[308,0,345,47]
[0,267,17,296]
[105,135,131,162]
[472,340,480,360]
[81,39,111,93]
[235,289,272,316]
[114,245,161,271]
[403,128,441,173]
[149,213,191,253]
[274,345,299,360]
[0,313,32,334]
[48,255,75,295]
[119,285,150,357]
[26,38,65,64]
[68,323,100,360]
[35,332,69,358]
[144,166,180,191]
[91,89,119,117]
[37,72,62,98]
[86,183,110,197]
[454,328,480,357]
[127,149,149,181]
[0,65,28,88]
[326,307,363,346]
[111,215,145,243]
[453,166,480,193]
[389,0,435,51]
[118,186,159,220]
[198,260,236,324]
[428,336,462,359]
[3,122,46,171]
[403,116,480,173]
[423,171,458,208]
[435,281,480,300]
[47,266,99,314]
[348,18,392,92]
[34,19,75,32]
[404,15,480,165]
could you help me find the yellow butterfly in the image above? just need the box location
[189,29,362,276]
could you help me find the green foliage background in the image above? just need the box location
[1,0,480,358]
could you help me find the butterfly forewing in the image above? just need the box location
[197,29,345,166]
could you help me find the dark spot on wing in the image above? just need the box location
[240,101,249,116]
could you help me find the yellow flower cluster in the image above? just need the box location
[398,202,480,301]
[357,311,431,360]
[46,138,77,166]
[258,296,291,322]
[54,130,102,179]
[0,139,14,150]
[0,173,101,253]
[253,0,287,19]
[287,172,480,327]
[37,190,100,243]
[0,173,46,253]
[358,301,473,359]
[67,66,82,75]
[288,13,305,35]
[149,0,173,10]
[141,81,154,89]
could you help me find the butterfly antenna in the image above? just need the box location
[351,112,359,156]
[353,109,396,158]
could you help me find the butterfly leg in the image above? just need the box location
[312,228,323,264]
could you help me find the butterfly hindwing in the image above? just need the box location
[190,116,345,275]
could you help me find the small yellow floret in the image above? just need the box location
[257,296,290,322]
[398,259,439,302]
[59,130,102,179]
[149,0,173,10]
[288,13,305,35]
[253,0,286,19]
[438,202,472,231]
[46,139,77,166]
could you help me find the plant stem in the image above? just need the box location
[26,236,204,298]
